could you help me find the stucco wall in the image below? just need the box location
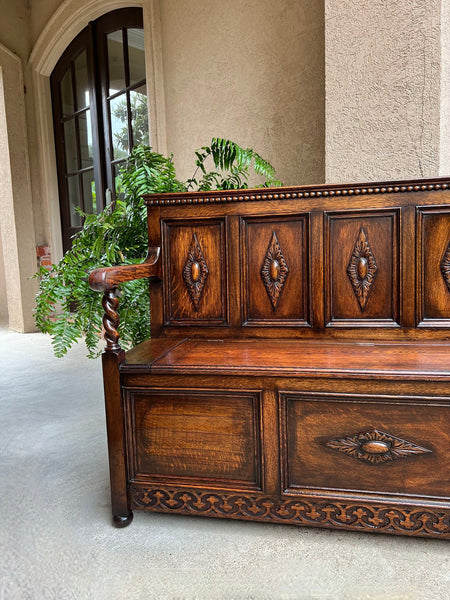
[31,0,325,186]
[0,2,39,331]
[0,230,8,327]
[30,0,65,47]
[0,0,40,241]
[325,0,441,182]
[0,0,30,60]
[0,46,38,332]
[440,0,450,175]
[159,0,325,186]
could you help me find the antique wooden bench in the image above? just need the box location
[89,177,450,539]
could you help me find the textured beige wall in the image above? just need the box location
[0,0,30,60]
[325,0,441,182]
[0,46,38,332]
[0,2,39,331]
[440,0,450,175]
[0,0,46,250]
[30,0,65,47]
[159,0,325,186]
[0,229,8,327]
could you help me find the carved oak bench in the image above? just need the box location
[89,177,450,539]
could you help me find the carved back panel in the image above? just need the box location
[162,219,227,326]
[417,207,450,325]
[325,209,399,326]
[241,215,309,326]
[145,177,450,340]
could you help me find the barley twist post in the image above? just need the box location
[102,288,121,352]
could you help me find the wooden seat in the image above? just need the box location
[89,177,450,538]
[123,338,450,379]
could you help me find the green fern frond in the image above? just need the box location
[34,141,281,358]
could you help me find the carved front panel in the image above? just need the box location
[241,215,310,325]
[162,219,227,325]
[124,389,262,490]
[417,208,450,325]
[326,211,399,326]
[280,392,449,498]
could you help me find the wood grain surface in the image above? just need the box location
[90,177,450,537]
[124,389,261,488]
[139,338,450,380]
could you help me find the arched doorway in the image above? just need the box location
[50,8,148,251]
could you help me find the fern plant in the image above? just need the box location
[187,138,282,191]
[35,139,281,357]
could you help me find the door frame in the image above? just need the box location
[29,0,166,264]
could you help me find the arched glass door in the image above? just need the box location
[51,8,148,252]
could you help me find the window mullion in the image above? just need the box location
[122,28,134,150]
[88,20,106,212]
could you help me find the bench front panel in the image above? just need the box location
[124,388,263,491]
[280,392,450,499]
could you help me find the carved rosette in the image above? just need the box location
[440,241,450,292]
[347,228,377,310]
[130,487,450,538]
[325,428,432,465]
[260,231,289,310]
[183,234,209,310]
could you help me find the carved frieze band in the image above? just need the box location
[441,241,450,293]
[260,231,289,310]
[347,228,377,310]
[325,429,432,465]
[131,487,449,538]
[183,234,209,310]
[146,181,450,205]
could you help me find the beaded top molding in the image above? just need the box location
[144,176,450,206]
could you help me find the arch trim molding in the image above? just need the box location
[30,0,144,76]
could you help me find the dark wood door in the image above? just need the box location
[51,8,147,252]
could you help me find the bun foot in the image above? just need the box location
[113,512,133,528]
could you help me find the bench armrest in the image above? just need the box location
[88,247,161,353]
[88,246,161,292]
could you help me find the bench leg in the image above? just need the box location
[113,512,134,528]
[102,350,132,527]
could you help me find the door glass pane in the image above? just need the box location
[108,31,125,94]
[67,176,82,226]
[51,10,147,251]
[128,28,146,86]
[79,110,93,168]
[64,118,78,173]
[60,68,74,116]
[74,50,89,109]
[130,85,149,146]
[114,162,126,199]
[82,170,97,214]
[110,93,129,158]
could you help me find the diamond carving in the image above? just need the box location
[440,241,450,292]
[260,231,289,310]
[183,234,209,310]
[347,228,378,310]
[325,428,432,465]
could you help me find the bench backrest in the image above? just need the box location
[144,177,450,341]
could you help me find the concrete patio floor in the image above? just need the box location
[0,329,449,600]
